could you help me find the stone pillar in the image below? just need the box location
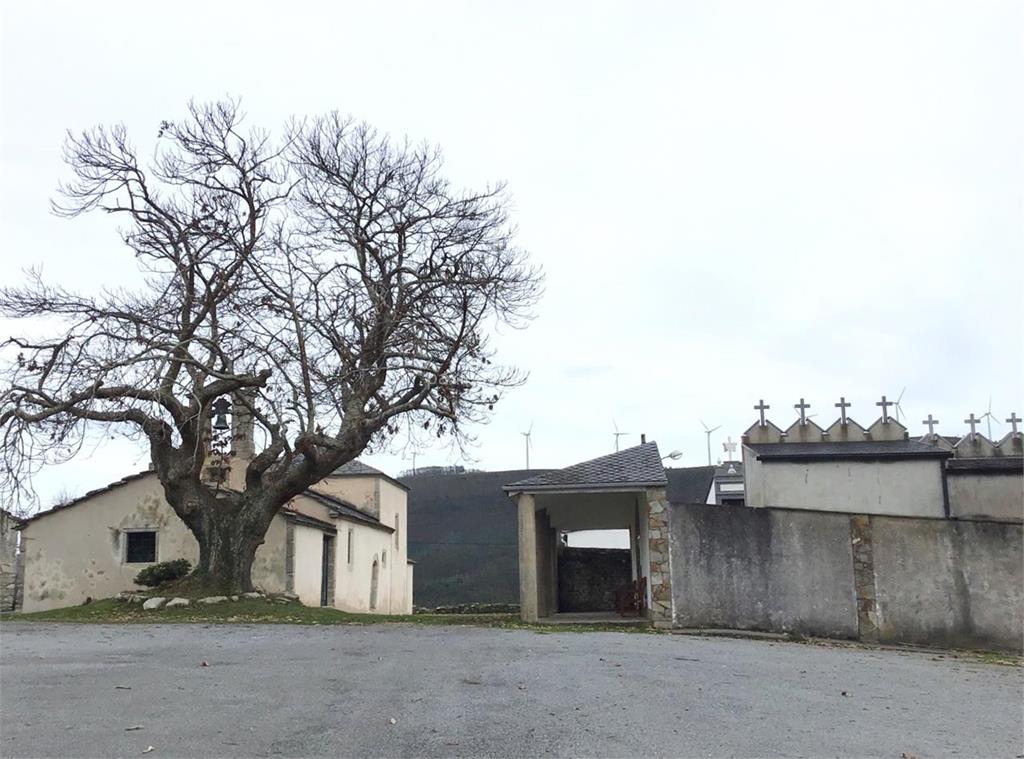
[517,494,539,622]
[645,488,673,626]
[850,515,880,642]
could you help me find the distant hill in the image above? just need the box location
[400,465,715,607]
[400,469,545,607]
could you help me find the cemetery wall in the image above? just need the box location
[668,502,1023,652]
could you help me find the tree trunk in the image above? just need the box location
[186,500,270,595]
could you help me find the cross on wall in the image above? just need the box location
[754,399,770,427]
[922,414,939,435]
[835,397,852,424]
[964,413,980,437]
[876,395,894,423]
[794,398,810,425]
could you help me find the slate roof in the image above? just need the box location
[665,466,716,505]
[331,460,410,491]
[503,442,668,492]
[281,507,338,534]
[946,457,1023,473]
[747,440,952,462]
[303,490,394,533]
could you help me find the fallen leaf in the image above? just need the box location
[115,685,132,690]
[125,725,144,731]
[200,661,210,667]
[143,747,154,754]
[841,691,851,697]
[388,717,397,725]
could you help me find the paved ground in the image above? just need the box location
[1,623,1021,758]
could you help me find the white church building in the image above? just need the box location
[17,459,413,614]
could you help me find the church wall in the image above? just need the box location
[947,472,1023,522]
[378,480,410,612]
[314,475,381,519]
[252,515,288,595]
[18,469,412,614]
[334,521,395,613]
[291,523,328,607]
[743,454,945,517]
[19,473,199,613]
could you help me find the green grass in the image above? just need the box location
[5,598,653,634]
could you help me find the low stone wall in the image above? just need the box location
[557,547,631,612]
[668,502,1023,652]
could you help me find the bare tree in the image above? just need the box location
[0,100,541,593]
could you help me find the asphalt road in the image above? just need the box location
[1,622,1020,758]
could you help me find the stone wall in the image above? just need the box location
[668,502,1023,652]
[556,547,631,612]
[1,510,22,612]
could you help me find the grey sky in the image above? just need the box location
[2,1,1021,506]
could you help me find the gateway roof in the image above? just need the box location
[503,442,668,493]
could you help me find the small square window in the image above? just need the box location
[125,531,157,563]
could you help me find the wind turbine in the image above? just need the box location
[894,387,908,423]
[700,420,722,466]
[980,396,1000,439]
[613,420,629,452]
[521,423,534,470]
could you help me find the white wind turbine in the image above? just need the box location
[894,387,908,424]
[980,396,1000,439]
[613,419,630,452]
[521,423,534,470]
[700,420,722,466]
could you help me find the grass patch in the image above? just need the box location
[5,598,654,634]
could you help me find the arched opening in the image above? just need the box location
[369,557,380,610]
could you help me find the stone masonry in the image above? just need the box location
[1,509,22,611]
[646,488,673,625]
[850,514,880,641]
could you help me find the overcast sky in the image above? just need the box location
[2,1,1021,506]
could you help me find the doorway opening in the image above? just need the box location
[320,535,335,607]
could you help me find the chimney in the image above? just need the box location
[641,433,646,444]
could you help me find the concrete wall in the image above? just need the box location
[669,502,858,638]
[947,472,1023,522]
[557,547,631,612]
[668,502,1024,651]
[871,517,1023,651]
[744,453,946,517]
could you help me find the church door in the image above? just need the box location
[320,535,334,607]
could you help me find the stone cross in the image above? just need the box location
[1007,412,1021,435]
[754,399,770,427]
[922,414,939,436]
[722,437,737,455]
[835,396,851,424]
[794,398,810,425]
[876,395,893,423]
[964,413,979,437]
